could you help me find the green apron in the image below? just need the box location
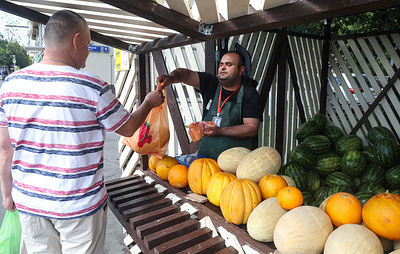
[198,83,253,160]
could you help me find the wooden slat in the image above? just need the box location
[130,204,181,229]
[196,0,220,24]
[118,192,165,213]
[227,0,249,19]
[113,187,158,207]
[166,0,193,18]
[263,0,290,10]
[176,236,226,254]
[153,227,213,254]
[136,211,190,239]
[143,218,200,249]
[122,198,172,221]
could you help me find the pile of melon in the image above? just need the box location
[146,113,400,253]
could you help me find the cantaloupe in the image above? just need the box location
[281,175,296,187]
[395,240,400,250]
[217,147,251,174]
[247,197,288,242]
[324,224,383,254]
[236,146,281,183]
[273,206,333,254]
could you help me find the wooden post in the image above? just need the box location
[152,51,193,154]
[319,19,331,115]
[137,53,150,171]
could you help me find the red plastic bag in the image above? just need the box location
[188,121,214,142]
[123,87,169,159]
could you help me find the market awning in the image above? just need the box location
[1,0,399,53]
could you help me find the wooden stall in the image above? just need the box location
[2,0,400,253]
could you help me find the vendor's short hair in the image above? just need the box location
[44,10,87,46]
[222,51,245,68]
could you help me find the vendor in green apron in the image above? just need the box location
[158,51,263,160]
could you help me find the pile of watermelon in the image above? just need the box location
[278,113,400,207]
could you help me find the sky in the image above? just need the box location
[0,11,30,45]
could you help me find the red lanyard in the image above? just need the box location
[217,83,241,116]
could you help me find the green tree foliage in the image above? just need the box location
[288,7,400,36]
[0,39,31,70]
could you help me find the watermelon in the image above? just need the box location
[330,185,353,195]
[375,138,400,168]
[359,183,385,195]
[385,165,400,189]
[305,170,321,192]
[390,189,400,196]
[302,135,331,155]
[277,161,292,175]
[284,163,307,191]
[311,113,327,134]
[309,200,322,207]
[302,190,315,205]
[295,120,319,142]
[335,135,363,155]
[313,186,332,202]
[325,172,354,190]
[290,146,316,170]
[360,163,386,186]
[323,125,345,145]
[367,125,397,145]
[314,153,341,175]
[362,146,379,164]
[354,191,374,206]
[340,150,366,176]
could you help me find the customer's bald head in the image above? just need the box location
[44,10,88,48]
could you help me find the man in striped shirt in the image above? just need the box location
[0,10,164,254]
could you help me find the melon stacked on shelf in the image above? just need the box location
[280,113,400,207]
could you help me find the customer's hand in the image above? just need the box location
[144,90,165,108]
[3,196,15,212]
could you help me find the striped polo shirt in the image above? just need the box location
[0,64,130,219]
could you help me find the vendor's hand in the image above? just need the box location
[144,90,165,108]
[200,124,220,137]
[3,196,15,212]
[157,75,173,90]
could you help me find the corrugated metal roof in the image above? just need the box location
[1,0,399,53]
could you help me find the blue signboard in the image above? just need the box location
[103,46,109,53]
[89,45,101,52]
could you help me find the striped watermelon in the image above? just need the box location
[362,146,379,164]
[323,125,345,145]
[295,120,319,142]
[359,183,385,195]
[314,153,341,175]
[390,189,400,196]
[354,191,374,206]
[284,163,306,191]
[311,113,327,134]
[367,125,397,145]
[340,150,366,176]
[385,165,400,189]
[313,186,332,202]
[290,146,316,170]
[330,185,353,195]
[305,170,321,192]
[375,138,400,168]
[302,135,331,155]
[335,135,363,155]
[302,190,315,205]
[325,172,354,190]
[360,163,386,186]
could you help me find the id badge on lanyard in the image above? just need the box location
[213,83,241,127]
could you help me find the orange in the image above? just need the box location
[156,156,180,180]
[148,155,161,172]
[168,164,189,188]
[277,186,303,210]
[258,174,288,199]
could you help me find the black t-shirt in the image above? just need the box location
[197,72,263,121]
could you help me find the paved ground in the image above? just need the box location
[0,128,127,253]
